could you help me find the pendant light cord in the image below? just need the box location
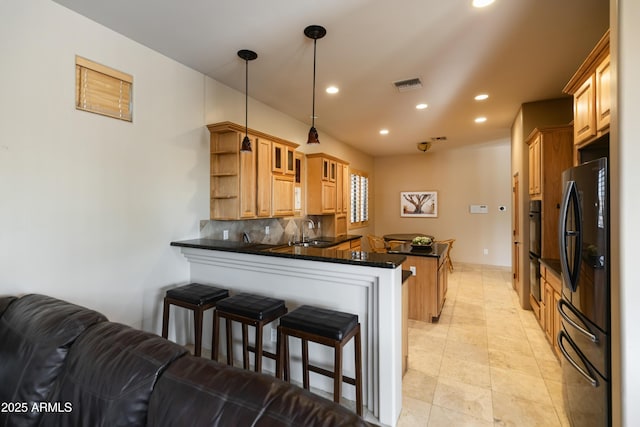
[245,58,249,138]
[312,38,317,128]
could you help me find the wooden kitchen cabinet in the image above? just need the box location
[336,163,349,214]
[208,125,256,220]
[528,135,541,196]
[271,143,297,217]
[256,137,272,217]
[324,238,360,251]
[273,142,295,175]
[307,153,348,215]
[272,174,295,216]
[208,122,298,219]
[407,250,448,322]
[526,126,572,259]
[294,151,305,216]
[563,30,610,150]
[541,264,562,359]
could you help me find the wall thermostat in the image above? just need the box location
[469,205,488,214]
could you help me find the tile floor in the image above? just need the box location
[184,263,569,426]
[398,263,570,427]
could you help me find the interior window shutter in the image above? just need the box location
[75,56,133,122]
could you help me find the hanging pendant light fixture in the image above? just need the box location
[238,49,258,152]
[304,25,326,144]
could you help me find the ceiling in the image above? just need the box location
[53,0,609,157]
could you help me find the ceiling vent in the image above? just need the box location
[393,77,422,92]
[430,136,448,142]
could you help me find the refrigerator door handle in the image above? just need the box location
[557,299,598,343]
[557,330,599,387]
[559,180,582,292]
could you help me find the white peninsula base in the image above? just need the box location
[175,247,403,426]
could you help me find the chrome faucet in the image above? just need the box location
[300,218,315,242]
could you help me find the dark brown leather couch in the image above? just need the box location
[0,294,373,427]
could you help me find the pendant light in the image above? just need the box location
[238,49,257,152]
[304,25,326,144]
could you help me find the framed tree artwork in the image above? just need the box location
[400,191,438,217]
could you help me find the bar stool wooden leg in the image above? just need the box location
[302,338,310,389]
[161,298,170,339]
[354,325,363,416]
[276,326,282,379]
[334,342,343,405]
[255,324,263,373]
[226,318,233,365]
[242,323,249,370]
[193,308,203,357]
[212,311,220,362]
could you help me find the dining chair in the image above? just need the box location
[367,235,404,253]
[435,239,456,272]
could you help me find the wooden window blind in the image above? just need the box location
[75,56,132,122]
[350,169,369,227]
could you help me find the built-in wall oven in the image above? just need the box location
[529,200,542,301]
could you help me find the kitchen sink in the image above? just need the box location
[291,239,333,248]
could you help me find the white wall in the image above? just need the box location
[0,0,208,330]
[615,0,640,424]
[374,141,512,266]
[0,0,376,334]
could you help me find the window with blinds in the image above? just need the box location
[75,56,132,122]
[350,170,369,227]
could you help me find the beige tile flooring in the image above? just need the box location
[398,263,570,427]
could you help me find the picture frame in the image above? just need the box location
[400,191,438,217]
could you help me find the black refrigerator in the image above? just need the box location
[557,158,610,426]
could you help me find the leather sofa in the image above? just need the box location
[0,294,373,427]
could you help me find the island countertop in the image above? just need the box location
[387,242,448,258]
[170,236,406,269]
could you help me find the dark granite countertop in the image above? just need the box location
[387,242,448,258]
[541,258,562,278]
[170,236,406,269]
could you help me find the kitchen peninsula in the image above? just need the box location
[170,238,407,426]
[388,242,449,322]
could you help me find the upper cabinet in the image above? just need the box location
[207,122,299,220]
[526,125,573,258]
[306,153,349,215]
[563,30,610,150]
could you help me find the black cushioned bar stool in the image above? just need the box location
[213,293,287,373]
[162,283,229,357]
[277,305,363,416]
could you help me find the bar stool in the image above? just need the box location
[277,305,363,416]
[161,283,229,357]
[213,293,287,373]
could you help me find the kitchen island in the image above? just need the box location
[170,238,406,427]
[388,242,449,322]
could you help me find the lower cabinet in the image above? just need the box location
[407,253,448,322]
[541,264,562,359]
[326,238,361,251]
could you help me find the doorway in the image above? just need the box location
[512,173,520,291]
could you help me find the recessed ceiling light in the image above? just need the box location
[475,117,487,123]
[379,129,389,135]
[472,0,495,8]
[474,94,489,101]
[416,103,428,110]
[326,86,339,94]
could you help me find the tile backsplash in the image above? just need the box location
[200,217,322,244]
